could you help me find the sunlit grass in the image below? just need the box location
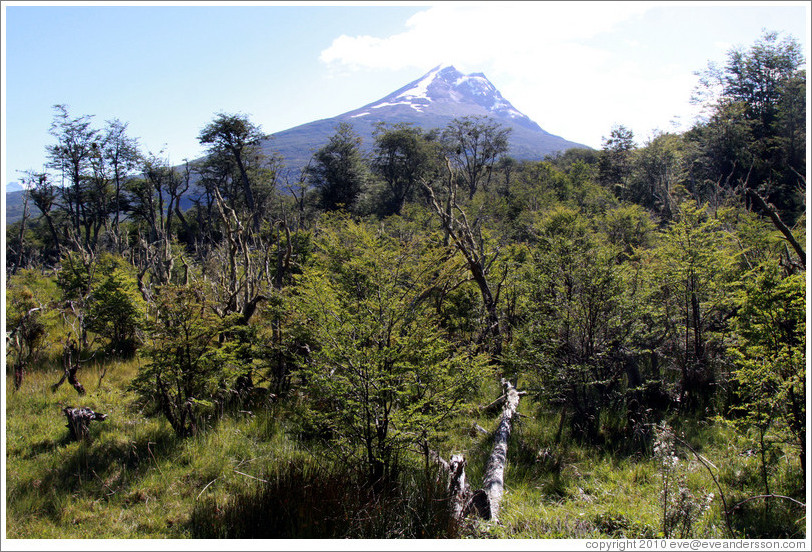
[5,359,805,539]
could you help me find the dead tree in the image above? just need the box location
[52,337,86,395]
[427,380,525,524]
[426,447,472,522]
[421,159,504,356]
[746,188,806,269]
[63,406,107,441]
[472,379,525,521]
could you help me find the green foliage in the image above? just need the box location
[6,32,807,540]
[646,201,739,409]
[85,256,146,356]
[371,122,438,216]
[729,261,805,477]
[6,280,49,389]
[291,215,491,482]
[510,207,637,442]
[309,122,369,212]
[692,30,806,223]
[442,115,511,199]
[131,283,242,438]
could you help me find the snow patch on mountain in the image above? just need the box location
[395,65,443,102]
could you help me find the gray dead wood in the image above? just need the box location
[478,378,522,522]
[64,406,107,441]
[428,448,471,521]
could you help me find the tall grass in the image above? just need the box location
[190,459,463,538]
[5,358,805,539]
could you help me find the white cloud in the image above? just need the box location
[320,2,651,72]
[319,2,705,148]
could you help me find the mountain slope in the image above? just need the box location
[264,65,589,173]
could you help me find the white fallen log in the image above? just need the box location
[479,378,522,522]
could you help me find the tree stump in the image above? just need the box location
[63,406,107,441]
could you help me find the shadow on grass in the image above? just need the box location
[11,422,180,523]
[190,459,463,539]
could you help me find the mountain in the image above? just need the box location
[263,65,589,173]
[6,66,589,224]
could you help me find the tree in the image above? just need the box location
[84,255,146,357]
[510,207,634,442]
[421,158,506,357]
[292,216,489,484]
[198,113,267,227]
[102,119,141,251]
[629,132,689,219]
[132,283,241,438]
[599,124,635,196]
[648,202,737,410]
[29,171,63,259]
[308,123,369,212]
[371,123,437,216]
[442,116,510,199]
[46,104,100,248]
[692,31,806,223]
[730,262,805,483]
[6,283,47,390]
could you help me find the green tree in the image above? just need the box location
[308,123,369,212]
[510,207,634,442]
[132,283,241,438]
[198,113,267,227]
[599,124,635,196]
[648,202,737,410]
[46,104,102,248]
[102,119,141,251]
[730,262,805,483]
[84,255,146,356]
[291,216,490,483]
[6,282,47,390]
[442,116,510,199]
[692,31,806,223]
[371,123,437,216]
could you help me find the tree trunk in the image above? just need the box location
[427,447,471,522]
[747,188,805,268]
[477,378,523,521]
[53,340,86,395]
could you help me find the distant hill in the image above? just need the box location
[5,189,32,224]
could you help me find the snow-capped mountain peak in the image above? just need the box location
[361,65,538,129]
[258,64,589,174]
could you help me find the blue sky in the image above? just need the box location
[2,1,809,188]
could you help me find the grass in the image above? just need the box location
[5,358,806,539]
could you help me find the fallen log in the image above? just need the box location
[64,406,107,441]
[477,378,523,522]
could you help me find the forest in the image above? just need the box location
[5,31,807,540]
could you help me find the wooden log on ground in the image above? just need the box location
[478,378,523,522]
[64,406,107,441]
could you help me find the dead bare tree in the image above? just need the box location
[746,188,806,269]
[421,158,504,356]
